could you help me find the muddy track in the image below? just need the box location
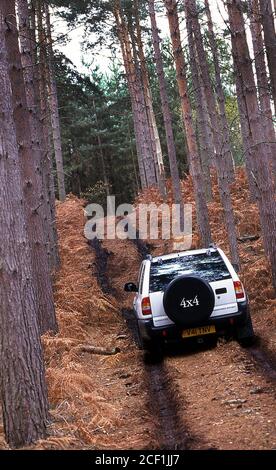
[90,237,191,450]
[144,361,191,450]
[122,307,191,449]
[88,238,116,295]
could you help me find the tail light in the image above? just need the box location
[233,281,245,300]
[142,297,152,316]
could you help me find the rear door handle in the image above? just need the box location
[215,288,227,294]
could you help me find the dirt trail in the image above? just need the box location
[1,193,274,450]
[101,232,276,450]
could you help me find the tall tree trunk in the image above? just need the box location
[227,0,276,290]
[45,3,66,201]
[114,6,147,189]
[204,0,235,180]
[92,99,110,194]
[186,14,213,201]
[234,59,258,200]
[149,0,184,222]
[186,0,239,266]
[17,0,58,270]
[133,0,166,198]
[92,98,113,214]
[4,1,58,334]
[114,1,157,187]
[0,6,49,447]
[128,20,157,186]
[127,17,157,188]
[127,120,140,193]
[259,0,276,111]
[37,0,60,269]
[186,0,235,183]
[249,0,276,184]
[164,0,212,247]
[30,0,60,270]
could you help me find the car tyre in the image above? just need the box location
[236,314,256,347]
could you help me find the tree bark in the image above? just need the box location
[3,1,58,334]
[234,59,258,200]
[204,0,235,181]
[149,0,184,221]
[185,12,213,201]
[0,6,49,447]
[133,0,166,198]
[227,0,276,290]
[114,1,157,187]
[164,0,212,247]
[37,0,60,269]
[17,0,59,271]
[92,98,112,212]
[186,0,239,266]
[249,0,276,184]
[186,0,235,183]
[259,0,276,111]
[45,3,66,202]
[114,6,147,189]
[126,16,157,188]
[127,119,140,193]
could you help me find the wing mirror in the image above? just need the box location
[124,282,138,292]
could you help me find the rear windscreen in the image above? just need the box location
[149,251,231,293]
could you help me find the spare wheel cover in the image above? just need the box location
[163,275,215,327]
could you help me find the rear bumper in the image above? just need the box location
[138,301,249,342]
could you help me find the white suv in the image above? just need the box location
[124,246,255,351]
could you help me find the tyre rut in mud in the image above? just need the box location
[144,362,192,450]
[88,238,116,295]
[90,235,193,450]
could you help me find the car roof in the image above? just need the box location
[151,247,220,263]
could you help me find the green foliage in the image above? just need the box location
[80,180,109,206]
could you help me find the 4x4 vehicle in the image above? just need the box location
[124,246,255,351]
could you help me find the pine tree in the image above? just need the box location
[164,0,212,247]
[249,0,276,184]
[186,0,235,183]
[149,0,184,217]
[186,0,239,267]
[3,0,58,333]
[259,0,276,111]
[227,0,276,290]
[0,4,49,447]
[133,0,166,198]
[36,0,60,268]
[45,2,66,201]
[17,0,60,269]
[186,11,213,200]
[114,1,158,188]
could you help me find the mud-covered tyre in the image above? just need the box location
[236,314,256,347]
[136,320,163,355]
[163,275,215,327]
[135,320,147,350]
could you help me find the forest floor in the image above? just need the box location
[0,168,275,450]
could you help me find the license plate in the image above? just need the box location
[182,325,216,338]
